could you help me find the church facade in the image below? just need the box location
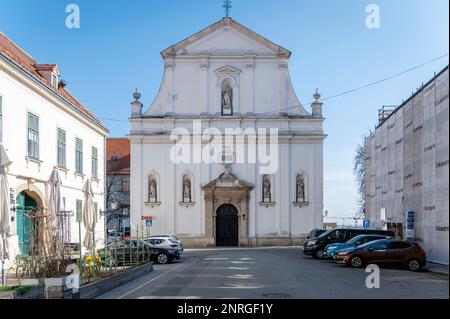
[129,18,326,247]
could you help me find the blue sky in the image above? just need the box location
[1,0,448,220]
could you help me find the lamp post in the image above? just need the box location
[100,199,118,270]
[100,199,118,247]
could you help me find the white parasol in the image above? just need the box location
[82,179,96,250]
[0,145,12,263]
[47,167,62,231]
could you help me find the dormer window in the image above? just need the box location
[51,73,58,88]
[35,64,60,89]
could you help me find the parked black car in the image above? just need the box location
[307,228,327,240]
[303,228,395,258]
[99,239,180,265]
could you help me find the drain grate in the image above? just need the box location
[262,293,290,299]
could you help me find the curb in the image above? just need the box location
[425,266,449,277]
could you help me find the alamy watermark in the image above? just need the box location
[65,4,80,29]
[170,120,279,175]
[366,4,381,29]
[365,264,380,289]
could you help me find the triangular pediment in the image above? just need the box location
[214,65,241,75]
[161,18,291,58]
[202,167,253,190]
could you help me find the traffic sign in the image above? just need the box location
[142,216,154,221]
[146,220,153,227]
[363,219,370,229]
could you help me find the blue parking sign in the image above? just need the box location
[363,220,370,229]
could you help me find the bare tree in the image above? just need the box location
[353,139,367,214]
[105,174,126,225]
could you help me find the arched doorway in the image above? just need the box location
[216,204,239,247]
[16,192,38,255]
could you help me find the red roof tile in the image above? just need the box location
[106,138,130,175]
[0,32,102,126]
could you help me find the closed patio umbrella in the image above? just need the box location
[0,145,12,285]
[47,167,62,257]
[82,179,96,250]
[47,167,62,230]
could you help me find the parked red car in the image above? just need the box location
[333,239,427,271]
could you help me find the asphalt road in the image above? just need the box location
[97,247,449,299]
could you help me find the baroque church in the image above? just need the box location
[129,17,326,247]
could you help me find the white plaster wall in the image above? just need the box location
[130,136,323,239]
[0,62,107,255]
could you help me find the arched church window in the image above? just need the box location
[221,79,233,116]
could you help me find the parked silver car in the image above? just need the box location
[145,235,184,254]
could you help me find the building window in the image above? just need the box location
[91,146,98,178]
[51,73,58,88]
[76,199,83,222]
[0,95,3,143]
[121,181,129,193]
[75,138,83,174]
[57,128,66,168]
[27,112,39,159]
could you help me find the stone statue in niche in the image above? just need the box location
[221,82,233,115]
[262,175,272,203]
[182,175,192,203]
[148,176,157,203]
[296,174,305,203]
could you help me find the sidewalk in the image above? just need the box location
[425,262,449,276]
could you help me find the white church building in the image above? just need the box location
[129,18,326,247]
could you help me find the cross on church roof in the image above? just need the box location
[223,0,232,18]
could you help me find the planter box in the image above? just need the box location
[2,263,153,299]
[70,262,154,299]
[0,287,45,299]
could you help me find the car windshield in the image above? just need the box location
[359,239,386,248]
[168,238,178,244]
[346,235,367,244]
[317,230,333,239]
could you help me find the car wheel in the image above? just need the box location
[349,255,364,268]
[313,249,325,259]
[157,253,169,264]
[407,259,421,272]
[316,249,325,259]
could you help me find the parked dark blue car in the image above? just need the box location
[324,234,393,258]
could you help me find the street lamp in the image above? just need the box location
[100,199,118,247]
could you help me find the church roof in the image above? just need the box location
[161,17,291,58]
